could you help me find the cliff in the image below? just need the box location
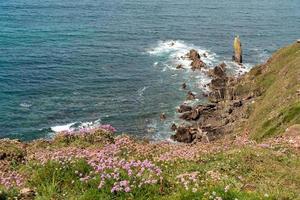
[0,43,299,200]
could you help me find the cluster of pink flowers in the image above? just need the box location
[0,170,24,189]
[176,172,199,191]
[30,136,162,193]
[91,158,162,193]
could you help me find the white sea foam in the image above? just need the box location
[50,119,102,133]
[51,122,76,132]
[147,40,217,70]
[20,102,32,108]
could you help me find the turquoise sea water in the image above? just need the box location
[0,0,300,140]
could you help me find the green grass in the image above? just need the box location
[1,43,300,199]
[233,42,300,140]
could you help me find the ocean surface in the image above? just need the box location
[1,0,300,140]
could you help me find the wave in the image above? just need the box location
[50,119,102,133]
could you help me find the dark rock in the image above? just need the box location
[187,91,196,100]
[177,104,193,113]
[171,123,177,131]
[182,83,187,89]
[176,64,184,69]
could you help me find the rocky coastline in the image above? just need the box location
[170,48,257,143]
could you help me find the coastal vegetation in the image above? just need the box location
[0,42,299,200]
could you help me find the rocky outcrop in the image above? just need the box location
[233,36,242,64]
[187,49,206,71]
[191,59,206,71]
[171,62,256,143]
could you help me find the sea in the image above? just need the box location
[0,0,299,140]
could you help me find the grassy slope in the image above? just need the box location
[235,42,300,140]
[0,43,300,200]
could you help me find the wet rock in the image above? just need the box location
[182,83,187,89]
[176,64,184,69]
[186,49,206,71]
[187,91,196,100]
[187,49,200,60]
[177,104,193,113]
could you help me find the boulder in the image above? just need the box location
[182,83,187,89]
